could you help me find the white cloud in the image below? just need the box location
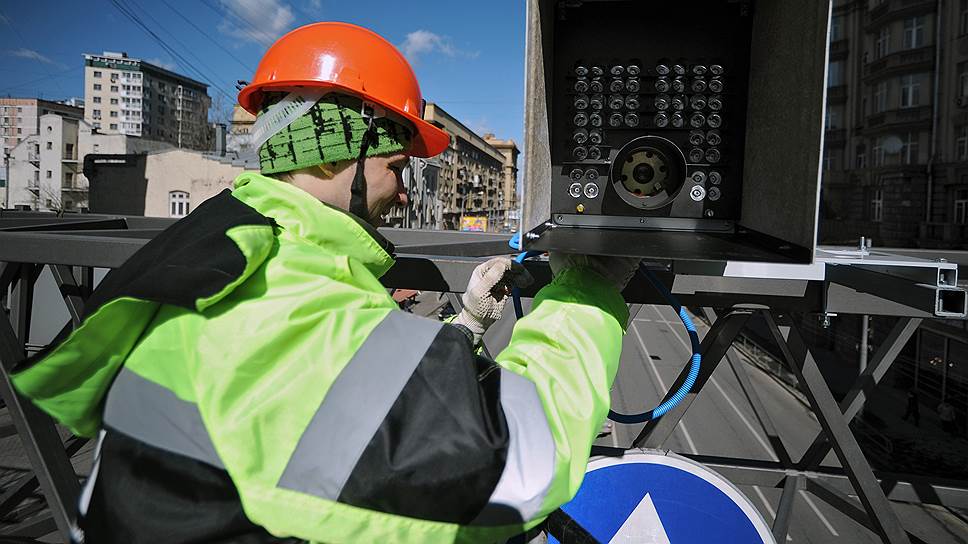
[398,30,478,65]
[217,0,295,46]
[305,0,322,11]
[146,57,178,71]
[0,13,9,25]
[8,48,57,65]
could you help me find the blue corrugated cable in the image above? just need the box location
[507,234,701,424]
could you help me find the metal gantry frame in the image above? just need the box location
[0,214,967,543]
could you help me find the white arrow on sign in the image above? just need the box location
[609,493,671,544]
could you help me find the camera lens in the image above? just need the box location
[671,112,685,128]
[690,113,706,128]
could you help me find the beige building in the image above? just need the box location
[483,134,520,231]
[6,114,82,211]
[1,98,83,186]
[423,103,512,231]
[83,51,212,150]
[141,149,254,217]
[226,104,257,154]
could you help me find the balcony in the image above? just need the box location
[61,181,87,192]
[865,0,935,28]
[27,150,39,163]
[865,105,932,131]
[863,46,933,80]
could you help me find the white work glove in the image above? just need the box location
[453,257,534,345]
[550,253,641,292]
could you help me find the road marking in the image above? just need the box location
[752,487,793,542]
[649,305,840,538]
[629,321,698,454]
[800,491,840,537]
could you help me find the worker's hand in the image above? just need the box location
[453,257,533,345]
[550,253,641,292]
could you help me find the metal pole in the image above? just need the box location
[860,315,869,374]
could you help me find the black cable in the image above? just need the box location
[159,0,255,73]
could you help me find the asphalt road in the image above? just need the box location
[481,301,968,544]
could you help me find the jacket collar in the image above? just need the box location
[231,173,396,278]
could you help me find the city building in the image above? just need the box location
[423,102,514,231]
[1,98,83,186]
[385,157,443,229]
[83,51,212,151]
[483,133,520,232]
[819,0,968,249]
[226,104,256,154]
[5,114,81,211]
[85,148,258,217]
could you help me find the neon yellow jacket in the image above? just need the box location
[13,173,628,543]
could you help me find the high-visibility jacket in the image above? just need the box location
[12,173,629,543]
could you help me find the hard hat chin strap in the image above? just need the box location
[348,116,378,221]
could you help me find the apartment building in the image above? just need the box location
[5,114,82,211]
[0,98,83,186]
[483,134,520,232]
[83,51,212,151]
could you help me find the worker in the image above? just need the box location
[12,22,639,543]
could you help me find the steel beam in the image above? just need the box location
[798,317,923,470]
[0,315,79,540]
[632,309,753,449]
[764,312,910,544]
[51,265,85,326]
[772,475,801,541]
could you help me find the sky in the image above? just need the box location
[0,0,527,146]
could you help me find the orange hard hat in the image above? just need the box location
[238,22,450,158]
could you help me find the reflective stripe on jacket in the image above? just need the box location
[13,173,629,543]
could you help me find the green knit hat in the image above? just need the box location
[258,94,412,175]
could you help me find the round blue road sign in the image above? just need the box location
[550,450,775,544]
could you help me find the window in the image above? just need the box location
[65,172,73,183]
[110,98,118,105]
[822,149,833,170]
[955,189,968,224]
[93,83,102,91]
[16,128,21,134]
[93,70,102,78]
[857,145,868,168]
[110,73,118,82]
[870,189,883,222]
[874,81,888,112]
[901,132,919,164]
[903,17,925,49]
[46,170,51,179]
[93,122,101,129]
[170,191,190,218]
[16,107,21,113]
[110,85,119,93]
[876,26,890,58]
[110,123,118,130]
[830,15,843,41]
[46,141,52,150]
[93,96,101,104]
[66,143,73,156]
[957,126,968,160]
[828,60,844,87]
[825,107,841,129]
[873,137,886,166]
[900,74,921,107]
[110,111,118,118]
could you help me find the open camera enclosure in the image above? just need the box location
[521,0,831,264]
